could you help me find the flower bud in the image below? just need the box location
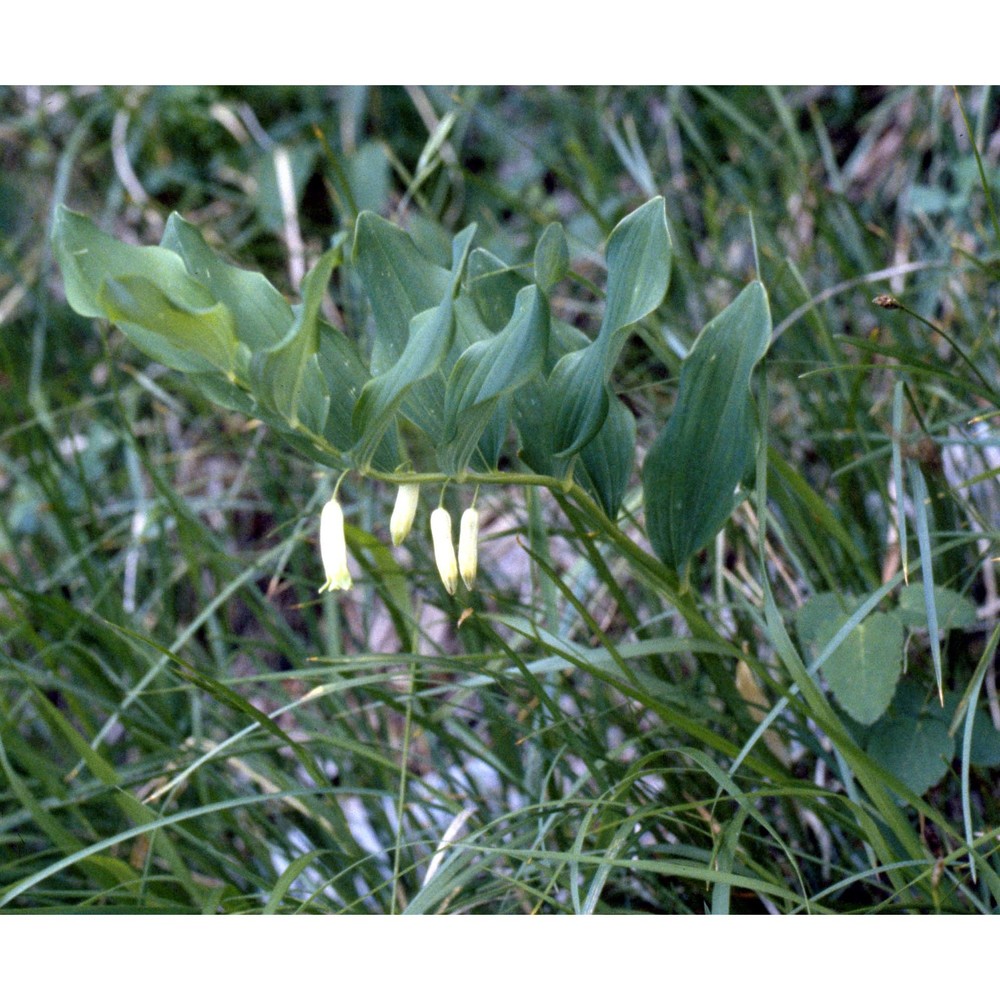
[318,498,352,593]
[458,507,479,590]
[430,507,458,595]
[390,483,420,546]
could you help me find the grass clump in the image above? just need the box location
[2,85,1000,914]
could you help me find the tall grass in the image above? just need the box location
[2,85,999,913]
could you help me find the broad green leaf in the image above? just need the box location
[352,210,451,373]
[445,286,548,422]
[601,196,672,335]
[465,244,564,474]
[440,284,549,473]
[513,317,589,478]
[351,225,475,467]
[464,242,599,480]
[643,281,771,578]
[815,611,904,726]
[190,372,260,418]
[534,222,569,294]
[866,714,954,796]
[864,682,957,795]
[795,592,848,648]
[160,212,292,353]
[543,345,606,459]
[53,206,240,375]
[54,206,192,319]
[99,275,239,375]
[250,245,341,435]
[351,211,470,451]
[897,584,977,632]
[970,710,1000,767]
[315,323,399,469]
[574,394,636,518]
[472,396,511,472]
[547,196,671,458]
[468,247,524,332]
[346,142,391,215]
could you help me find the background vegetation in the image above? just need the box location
[2,84,1000,913]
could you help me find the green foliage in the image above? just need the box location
[816,610,905,727]
[54,208,243,376]
[51,194,687,522]
[546,197,672,460]
[643,282,771,579]
[441,285,549,473]
[5,85,1000,916]
[350,222,475,467]
[897,584,977,631]
[865,682,957,797]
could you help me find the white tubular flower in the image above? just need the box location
[458,507,479,590]
[390,483,420,546]
[430,507,458,595]
[318,498,352,593]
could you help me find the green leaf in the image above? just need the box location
[514,319,589,478]
[643,281,771,578]
[543,344,607,459]
[352,210,451,374]
[351,224,476,467]
[574,394,636,518]
[970,710,1000,767]
[54,206,187,318]
[534,222,569,294]
[472,396,512,472]
[601,196,673,335]
[250,245,342,435]
[816,611,905,726]
[867,715,954,796]
[795,592,848,648]
[440,284,549,473]
[547,196,671,458]
[468,247,524,331]
[315,323,399,469]
[897,584,977,632]
[99,274,239,375]
[908,460,945,702]
[346,142,391,215]
[53,206,240,375]
[464,241,610,482]
[865,681,957,795]
[160,212,293,353]
[189,372,260,418]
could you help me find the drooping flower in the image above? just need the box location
[318,497,352,592]
[458,507,479,590]
[430,507,458,595]
[390,483,420,546]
